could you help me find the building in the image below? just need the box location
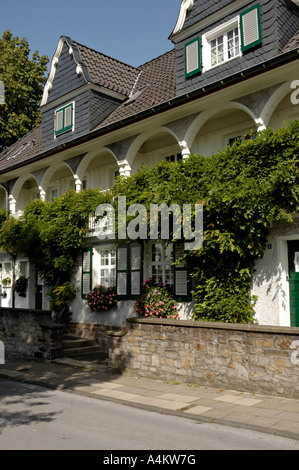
[0,0,298,329]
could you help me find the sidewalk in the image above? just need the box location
[1,356,299,443]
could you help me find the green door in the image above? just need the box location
[288,241,299,327]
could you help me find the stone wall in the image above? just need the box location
[108,318,299,399]
[0,308,64,360]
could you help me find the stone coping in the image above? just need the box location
[108,317,299,337]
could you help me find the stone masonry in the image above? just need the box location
[108,318,299,399]
[0,308,64,360]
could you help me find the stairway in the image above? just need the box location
[54,332,109,372]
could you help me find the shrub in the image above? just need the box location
[134,278,180,320]
[85,285,117,312]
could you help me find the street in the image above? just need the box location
[0,378,299,451]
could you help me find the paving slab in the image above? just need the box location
[1,357,299,442]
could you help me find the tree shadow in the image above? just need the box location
[0,377,63,436]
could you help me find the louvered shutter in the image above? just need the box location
[56,110,64,133]
[116,244,129,298]
[116,243,143,299]
[82,248,92,298]
[64,104,73,129]
[185,37,201,78]
[173,243,191,301]
[130,243,143,297]
[240,4,262,52]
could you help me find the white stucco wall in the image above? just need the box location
[252,217,299,326]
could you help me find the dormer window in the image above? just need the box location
[185,4,262,78]
[54,102,74,136]
[202,18,241,71]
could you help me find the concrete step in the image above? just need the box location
[62,334,108,364]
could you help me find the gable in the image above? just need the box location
[41,37,89,107]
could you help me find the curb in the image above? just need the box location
[1,368,299,443]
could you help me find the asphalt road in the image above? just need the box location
[0,378,299,451]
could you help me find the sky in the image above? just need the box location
[0,0,183,71]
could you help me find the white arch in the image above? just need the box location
[40,161,74,195]
[10,174,39,203]
[125,126,180,167]
[75,147,118,183]
[184,102,258,149]
[260,81,294,128]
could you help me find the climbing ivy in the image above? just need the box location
[112,120,299,323]
[0,120,298,324]
[0,188,110,322]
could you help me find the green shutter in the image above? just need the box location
[130,243,143,298]
[82,248,92,298]
[173,243,192,301]
[240,4,262,52]
[185,37,201,78]
[116,243,143,299]
[116,244,129,299]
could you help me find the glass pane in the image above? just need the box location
[152,244,162,262]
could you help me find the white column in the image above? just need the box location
[74,176,82,193]
[8,195,16,214]
[255,118,267,132]
[118,160,132,178]
[39,188,46,201]
[179,141,191,161]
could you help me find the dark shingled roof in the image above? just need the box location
[0,125,41,172]
[0,25,298,173]
[280,29,299,53]
[97,49,176,128]
[73,40,140,97]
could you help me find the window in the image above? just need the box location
[203,19,241,70]
[51,188,58,201]
[98,249,116,288]
[165,153,182,163]
[54,102,74,136]
[151,243,174,290]
[150,242,191,301]
[82,247,117,297]
[201,5,262,72]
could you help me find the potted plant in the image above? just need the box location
[1,277,11,287]
[13,275,28,297]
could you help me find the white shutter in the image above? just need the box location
[64,104,73,128]
[185,38,201,78]
[240,5,262,52]
[56,110,63,132]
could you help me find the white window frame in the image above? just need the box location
[54,101,75,137]
[202,17,241,72]
[50,187,59,201]
[96,247,116,288]
[151,242,174,290]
